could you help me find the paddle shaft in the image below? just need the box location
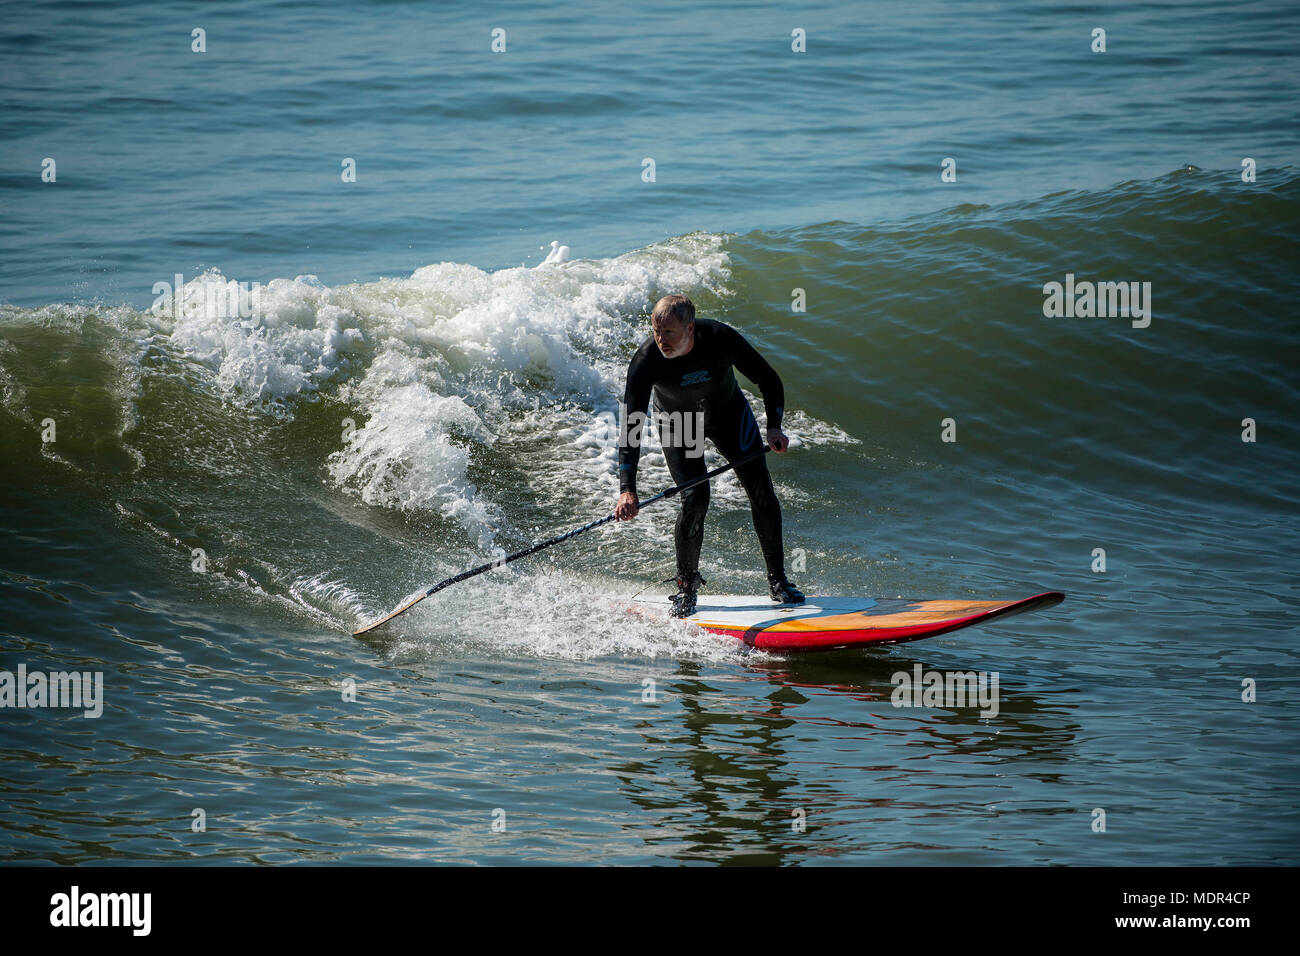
[352,444,773,635]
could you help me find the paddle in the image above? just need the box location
[352,445,772,635]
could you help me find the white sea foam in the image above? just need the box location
[376,569,764,665]
[168,271,366,407]
[149,235,855,552]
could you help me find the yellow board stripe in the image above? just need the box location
[696,599,1015,634]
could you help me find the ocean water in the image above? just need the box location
[1,0,1297,865]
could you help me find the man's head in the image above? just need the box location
[651,294,696,358]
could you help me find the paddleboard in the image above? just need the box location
[629,591,1064,652]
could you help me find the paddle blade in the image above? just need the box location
[352,591,430,636]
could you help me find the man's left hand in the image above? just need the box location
[767,428,790,453]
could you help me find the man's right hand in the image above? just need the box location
[615,491,639,521]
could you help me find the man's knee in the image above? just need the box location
[682,486,709,514]
[737,465,779,514]
[680,509,707,540]
[679,485,709,532]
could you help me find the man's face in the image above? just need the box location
[652,316,694,358]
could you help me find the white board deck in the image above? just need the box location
[629,594,878,627]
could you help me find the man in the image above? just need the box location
[615,294,805,617]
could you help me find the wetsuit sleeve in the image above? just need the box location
[618,349,652,496]
[724,324,785,430]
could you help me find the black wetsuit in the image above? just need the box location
[618,318,788,581]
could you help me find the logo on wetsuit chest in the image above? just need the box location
[680,370,711,387]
